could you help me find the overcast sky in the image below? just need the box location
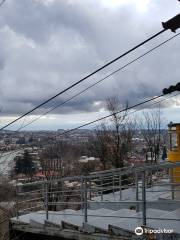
[0,0,179,130]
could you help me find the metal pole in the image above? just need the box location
[170,169,175,200]
[112,173,115,199]
[89,180,92,200]
[45,181,49,220]
[61,179,64,204]
[81,177,84,213]
[15,181,19,220]
[84,179,88,223]
[135,172,139,212]
[101,177,103,201]
[119,171,122,201]
[142,171,146,226]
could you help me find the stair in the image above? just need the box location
[84,208,136,233]
[11,207,180,238]
[109,208,170,235]
[148,208,180,234]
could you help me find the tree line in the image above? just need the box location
[13,96,168,178]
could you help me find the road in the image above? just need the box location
[0,150,23,176]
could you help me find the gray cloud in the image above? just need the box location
[0,0,179,122]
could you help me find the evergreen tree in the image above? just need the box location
[15,150,35,176]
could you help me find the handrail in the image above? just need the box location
[15,160,180,227]
[16,161,180,187]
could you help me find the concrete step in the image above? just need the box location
[148,208,180,234]
[88,208,116,215]
[109,225,134,238]
[61,215,84,231]
[38,209,79,226]
[30,219,44,228]
[59,208,135,233]
[109,208,170,235]
[44,220,62,229]
[12,209,79,226]
[83,209,136,233]
[11,212,40,224]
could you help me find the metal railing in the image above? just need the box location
[15,161,180,226]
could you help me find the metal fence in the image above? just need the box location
[15,161,180,226]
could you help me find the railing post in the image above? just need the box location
[170,169,175,200]
[142,171,146,226]
[101,177,103,201]
[61,179,64,203]
[119,170,122,201]
[84,179,88,223]
[112,173,115,198]
[89,180,92,200]
[45,181,49,220]
[81,177,84,212]
[15,181,19,220]
[135,172,139,212]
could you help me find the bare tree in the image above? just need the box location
[40,141,84,210]
[141,108,163,164]
[106,96,136,168]
[140,108,166,187]
[90,96,136,169]
[89,123,111,170]
[41,143,63,180]
[40,143,65,211]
